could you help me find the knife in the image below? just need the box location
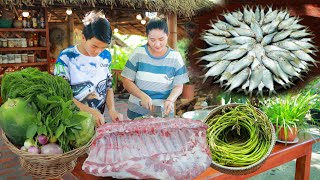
[139,100,165,117]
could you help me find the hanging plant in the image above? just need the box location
[198,6,318,96]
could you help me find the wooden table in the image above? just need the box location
[196,132,320,180]
[69,132,319,180]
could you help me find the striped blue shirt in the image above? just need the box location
[121,44,189,118]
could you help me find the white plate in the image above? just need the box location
[276,137,299,144]
[182,110,211,121]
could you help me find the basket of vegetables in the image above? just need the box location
[203,103,275,175]
[0,68,96,179]
[1,130,94,178]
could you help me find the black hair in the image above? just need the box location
[146,17,168,35]
[82,11,112,44]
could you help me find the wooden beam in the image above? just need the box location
[74,11,82,24]
[110,17,142,25]
[48,5,148,13]
[48,9,65,22]
[168,13,177,50]
[123,25,140,35]
[128,24,145,35]
[74,9,85,20]
[12,5,19,18]
[68,14,74,46]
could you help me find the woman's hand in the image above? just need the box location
[164,99,174,116]
[109,109,124,122]
[141,95,153,111]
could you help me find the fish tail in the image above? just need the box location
[269,89,277,97]
[282,85,288,89]
[221,80,228,87]
[199,65,208,70]
[214,79,221,84]
[313,61,318,68]
[208,20,214,27]
[312,46,319,53]
[220,82,226,88]
[285,83,292,89]
[236,88,243,93]
[256,90,263,98]
[201,75,208,84]
[193,48,203,55]
[223,84,229,90]
[244,89,249,95]
[297,75,305,81]
[195,58,204,64]
[259,90,264,97]
[289,80,295,85]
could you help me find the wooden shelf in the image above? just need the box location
[0,28,46,32]
[0,47,47,51]
[0,7,50,73]
[0,62,48,67]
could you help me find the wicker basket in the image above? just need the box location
[203,103,276,175]
[1,130,94,179]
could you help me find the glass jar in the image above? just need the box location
[28,54,35,63]
[8,54,15,63]
[2,39,8,48]
[8,39,15,48]
[21,38,27,47]
[15,38,21,47]
[28,35,34,47]
[15,54,22,63]
[21,54,28,63]
[33,33,38,47]
[40,36,46,47]
[0,38,2,47]
[2,54,8,63]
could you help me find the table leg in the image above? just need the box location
[295,146,312,180]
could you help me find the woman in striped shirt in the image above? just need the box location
[121,18,189,119]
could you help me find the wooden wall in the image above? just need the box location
[188,2,320,96]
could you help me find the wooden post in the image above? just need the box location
[68,14,74,46]
[167,13,177,50]
[44,7,51,73]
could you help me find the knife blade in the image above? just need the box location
[139,100,164,117]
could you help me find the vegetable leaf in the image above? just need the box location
[55,124,65,138]
[26,124,38,139]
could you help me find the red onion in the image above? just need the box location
[28,146,40,154]
[40,143,63,154]
[37,134,48,145]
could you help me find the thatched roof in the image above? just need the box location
[2,0,220,17]
[0,0,220,37]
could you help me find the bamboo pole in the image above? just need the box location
[167,13,177,50]
[68,13,74,46]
